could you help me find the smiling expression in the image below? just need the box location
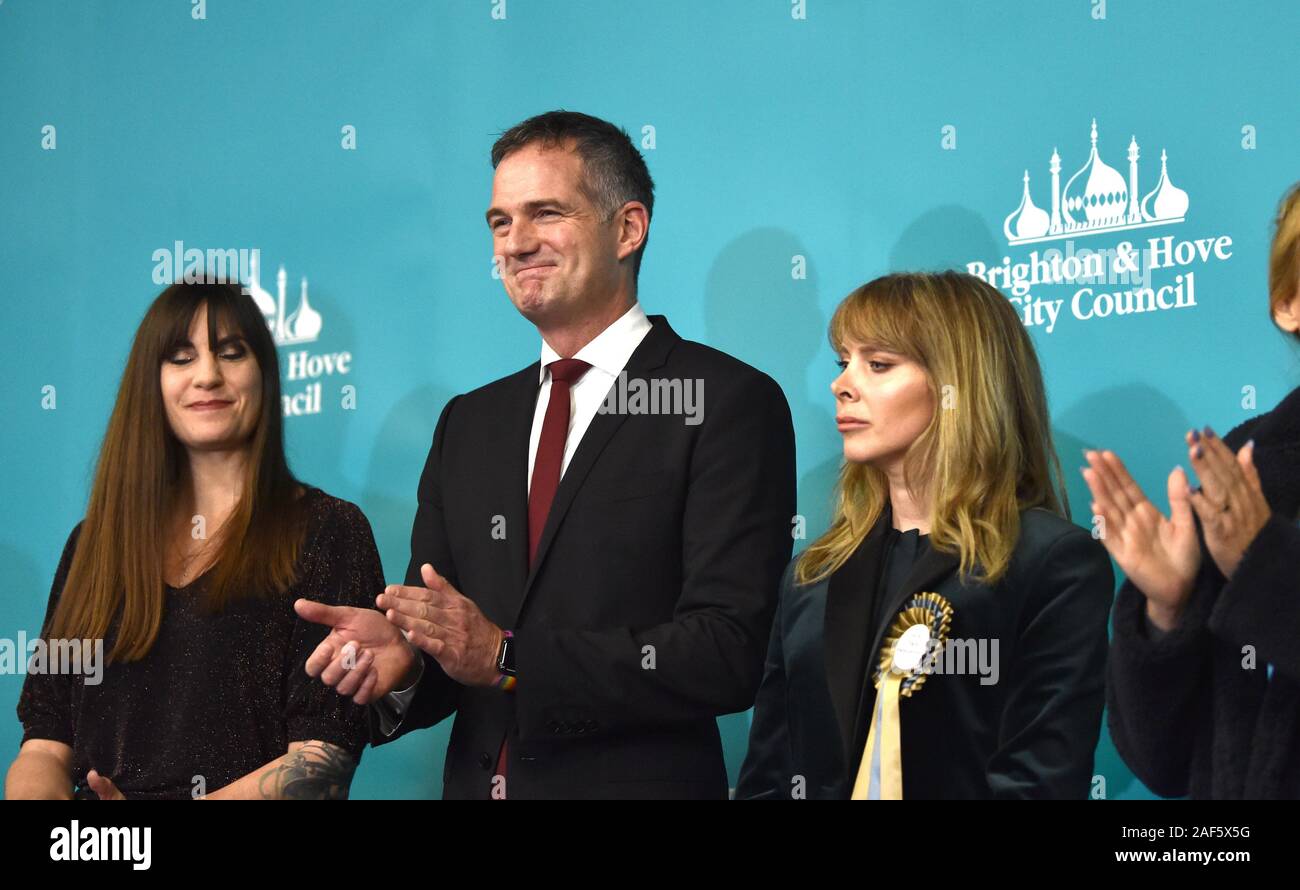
[486,141,633,330]
[160,303,262,453]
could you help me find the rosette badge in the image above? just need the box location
[851,592,954,800]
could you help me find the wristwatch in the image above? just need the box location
[496,629,517,677]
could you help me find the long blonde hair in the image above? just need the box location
[1269,181,1300,340]
[796,271,1067,587]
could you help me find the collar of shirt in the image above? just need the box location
[526,301,654,493]
[537,301,653,383]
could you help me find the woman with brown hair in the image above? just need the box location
[737,270,1113,799]
[5,281,381,799]
[1088,182,1300,799]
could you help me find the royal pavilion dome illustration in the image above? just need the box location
[1002,119,1189,245]
[1141,149,1190,222]
[1005,170,1051,241]
[245,252,322,346]
[1062,120,1129,228]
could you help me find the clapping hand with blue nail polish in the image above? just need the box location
[1185,428,1271,580]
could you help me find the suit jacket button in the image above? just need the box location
[478,753,493,770]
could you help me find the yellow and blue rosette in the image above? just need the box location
[851,592,953,800]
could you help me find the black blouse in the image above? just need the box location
[849,526,932,681]
[16,487,383,799]
[877,526,930,632]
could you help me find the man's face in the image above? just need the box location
[486,141,623,329]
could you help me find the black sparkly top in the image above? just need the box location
[16,487,383,799]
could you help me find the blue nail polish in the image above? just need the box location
[1189,428,1200,443]
[1194,445,1203,459]
[1203,425,1216,439]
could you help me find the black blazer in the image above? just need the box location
[737,506,1114,799]
[375,314,797,799]
[1108,385,1300,799]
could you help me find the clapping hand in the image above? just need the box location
[375,564,505,688]
[1185,428,1270,580]
[1082,448,1200,631]
[295,599,419,705]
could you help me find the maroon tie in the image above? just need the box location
[495,357,590,798]
[527,358,592,566]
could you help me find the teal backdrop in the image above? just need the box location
[2,0,1297,799]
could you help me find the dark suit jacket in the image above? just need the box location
[736,506,1114,799]
[1108,385,1300,799]
[374,314,796,799]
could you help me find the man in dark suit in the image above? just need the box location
[296,110,796,799]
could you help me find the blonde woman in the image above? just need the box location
[737,271,1113,800]
[1088,182,1300,799]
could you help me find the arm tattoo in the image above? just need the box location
[258,741,356,800]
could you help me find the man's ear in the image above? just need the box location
[1273,290,1300,333]
[615,202,649,261]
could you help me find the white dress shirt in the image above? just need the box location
[377,301,654,733]
[528,301,653,493]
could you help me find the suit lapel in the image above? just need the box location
[824,511,961,763]
[823,515,890,763]
[497,365,539,619]
[849,543,960,757]
[510,315,679,625]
